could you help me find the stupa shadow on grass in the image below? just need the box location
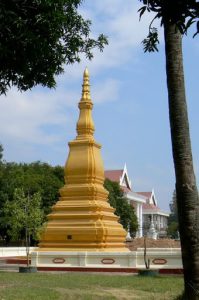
[19,266,37,273]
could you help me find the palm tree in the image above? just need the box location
[164,22,199,300]
[139,1,199,298]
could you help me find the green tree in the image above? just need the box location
[0,144,3,162]
[104,179,138,236]
[0,162,64,209]
[18,162,64,213]
[139,1,199,298]
[167,222,179,239]
[2,188,43,266]
[167,190,179,239]
[0,161,64,242]
[0,0,107,94]
[169,190,178,223]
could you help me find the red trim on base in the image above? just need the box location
[6,258,29,265]
[37,267,138,273]
[37,267,184,274]
[159,268,183,275]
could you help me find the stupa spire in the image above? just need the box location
[81,67,91,102]
[76,68,95,138]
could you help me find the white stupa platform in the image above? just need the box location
[31,250,136,272]
[30,247,183,273]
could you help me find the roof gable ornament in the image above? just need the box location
[120,163,132,190]
[151,188,157,206]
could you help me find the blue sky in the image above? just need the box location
[0,0,198,212]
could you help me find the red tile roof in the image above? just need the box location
[121,186,131,193]
[104,170,123,182]
[143,203,159,211]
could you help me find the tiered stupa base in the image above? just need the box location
[36,187,129,253]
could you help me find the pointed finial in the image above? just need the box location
[76,68,94,138]
[84,67,89,77]
[81,67,91,102]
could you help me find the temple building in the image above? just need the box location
[139,191,169,238]
[105,165,169,238]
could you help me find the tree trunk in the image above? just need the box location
[164,22,199,299]
[25,227,30,267]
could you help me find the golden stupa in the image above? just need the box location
[38,68,128,252]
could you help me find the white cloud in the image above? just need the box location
[0,0,158,159]
[85,2,151,69]
[92,79,121,104]
[60,1,153,81]
[0,0,157,162]
[0,89,73,145]
[0,74,121,151]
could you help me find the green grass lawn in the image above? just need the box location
[0,272,183,300]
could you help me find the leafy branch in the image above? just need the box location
[139,0,199,52]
